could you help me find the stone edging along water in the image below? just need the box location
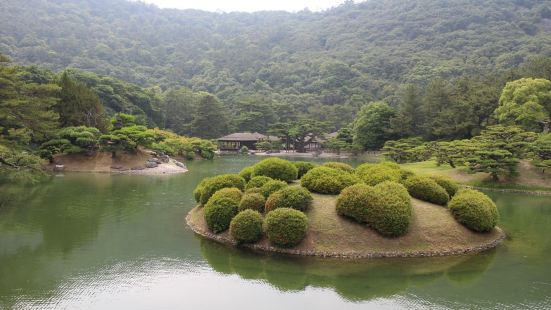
[185,207,506,259]
[461,185,551,196]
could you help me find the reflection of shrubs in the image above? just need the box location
[429,175,458,197]
[265,208,308,247]
[230,210,263,244]
[404,175,449,205]
[355,163,402,186]
[260,180,288,198]
[246,176,273,190]
[265,187,313,212]
[207,187,243,205]
[293,161,316,178]
[323,162,354,173]
[204,198,239,233]
[301,166,360,194]
[239,166,254,182]
[198,174,246,204]
[239,193,266,212]
[448,189,498,232]
[252,158,298,182]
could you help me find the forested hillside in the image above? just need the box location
[1,0,551,128]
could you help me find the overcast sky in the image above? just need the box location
[132,0,354,13]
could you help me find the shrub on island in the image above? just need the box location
[336,183,376,222]
[246,175,273,190]
[403,175,449,205]
[301,166,360,194]
[429,175,459,197]
[322,162,354,173]
[244,187,263,195]
[193,177,211,202]
[265,187,313,213]
[198,174,246,204]
[355,163,402,186]
[252,157,298,182]
[204,197,239,233]
[207,187,243,205]
[239,193,266,212]
[260,180,288,198]
[230,209,263,244]
[293,161,316,178]
[239,166,254,182]
[448,189,499,232]
[264,208,308,247]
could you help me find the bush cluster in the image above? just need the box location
[193,177,211,202]
[244,187,263,195]
[239,166,254,182]
[260,179,288,198]
[197,174,246,204]
[265,186,313,212]
[322,162,354,173]
[448,189,499,232]
[301,166,360,194]
[238,193,266,212]
[204,197,239,233]
[403,175,449,205]
[252,157,298,182]
[245,175,273,190]
[264,208,308,247]
[355,163,402,186]
[293,161,316,178]
[207,187,243,205]
[230,209,263,244]
[429,175,459,197]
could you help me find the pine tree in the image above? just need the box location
[190,93,228,139]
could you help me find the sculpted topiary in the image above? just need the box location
[404,175,449,205]
[252,157,298,182]
[246,175,273,190]
[265,186,313,213]
[322,162,354,173]
[199,174,246,204]
[193,177,211,202]
[204,197,239,233]
[293,161,316,178]
[355,163,402,186]
[207,187,243,205]
[429,175,459,197]
[336,183,376,222]
[239,166,254,182]
[448,189,499,232]
[239,193,266,212]
[264,208,308,247]
[260,179,288,198]
[230,209,263,244]
[301,166,360,194]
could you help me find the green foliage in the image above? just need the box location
[382,137,427,163]
[336,183,375,223]
[533,134,551,173]
[0,144,47,185]
[429,175,459,197]
[355,163,402,186]
[204,197,239,233]
[246,175,273,190]
[404,175,449,205]
[190,93,228,139]
[238,193,266,212]
[194,177,211,203]
[353,102,396,150]
[40,126,101,160]
[149,129,216,160]
[199,174,246,204]
[260,180,288,198]
[206,187,243,206]
[239,166,254,182]
[322,162,354,173]
[300,166,360,194]
[252,157,298,182]
[448,189,499,232]
[264,208,308,248]
[230,209,263,244]
[293,161,316,178]
[239,145,249,154]
[265,187,313,213]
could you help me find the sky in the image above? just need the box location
[132,0,354,13]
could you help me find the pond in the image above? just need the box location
[0,156,550,309]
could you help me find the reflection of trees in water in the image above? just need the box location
[200,239,495,302]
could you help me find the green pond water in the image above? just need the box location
[1,156,550,309]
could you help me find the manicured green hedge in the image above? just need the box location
[265,186,313,212]
[239,166,254,182]
[293,161,316,178]
[403,175,449,205]
[204,197,239,233]
[429,175,459,197]
[336,183,375,222]
[193,177,211,202]
[244,187,263,195]
[239,193,266,212]
[355,163,402,186]
[448,189,499,232]
[230,209,263,244]
[207,187,243,205]
[252,157,298,182]
[301,166,361,194]
[198,174,246,204]
[264,208,308,247]
[322,162,354,173]
[260,180,288,198]
[246,175,273,190]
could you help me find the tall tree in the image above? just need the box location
[190,93,228,139]
[162,87,199,135]
[353,102,396,150]
[391,84,424,137]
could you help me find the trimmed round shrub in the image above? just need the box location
[204,197,239,233]
[252,157,298,182]
[230,209,263,244]
[265,186,313,212]
[404,175,449,205]
[239,193,266,212]
[244,187,263,195]
[301,166,360,194]
[448,189,499,232]
[264,208,308,247]
[246,175,273,190]
[260,179,288,198]
[199,174,246,204]
[355,163,402,186]
[193,177,211,203]
[322,162,354,173]
[239,166,254,182]
[293,161,316,178]
[207,187,243,205]
[336,183,376,222]
[429,175,459,197]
